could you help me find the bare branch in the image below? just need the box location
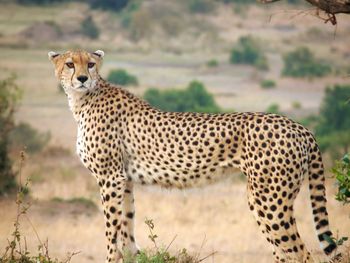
[258,0,350,15]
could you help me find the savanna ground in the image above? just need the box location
[0,1,350,262]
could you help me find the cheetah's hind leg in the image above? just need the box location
[246,178,313,263]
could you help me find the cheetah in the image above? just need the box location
[48,50,336,263]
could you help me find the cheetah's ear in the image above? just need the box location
[48,51,60,62]
[93,50,105,58]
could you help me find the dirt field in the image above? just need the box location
[1,150,349,263]
[0,1,350,262]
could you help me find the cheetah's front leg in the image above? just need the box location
[118,180,139,256]
[99,175,127,263]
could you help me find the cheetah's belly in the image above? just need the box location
[125,157,240,189]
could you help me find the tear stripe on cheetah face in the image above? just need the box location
[48,50,104,94]
[49,50,337,263]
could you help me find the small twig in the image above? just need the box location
[196,234,207,259]
[198,251,217,262]
[63,251,81,263]
[267,7,317,23]
[165,235,177,252]
[24,214,44,249]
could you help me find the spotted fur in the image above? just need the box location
[49,50,336,263]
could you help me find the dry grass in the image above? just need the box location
[0,148,349,262]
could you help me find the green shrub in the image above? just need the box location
[316,84,350,156]
[144,81,221,113]
[282,47,332,78]
[1,162,77,263]
[9,122,51,153]
[316,85,350,135]
[120,1,142,28]
[206,59,219,67]
[230,36,268,70]
[124,218,205,263]
[16,0,66,4]
[332,154,350,204]
[219,0,255,4]
[291,101,302,109]
[260,79,276,89]
[188,0,215,14]
[87,0,129,12]
[81,15,100,40]
[0,75,21,196]
[128,9,153,41]
[266,103,281,114]
[107,69,139,86]
[52,197,97,210]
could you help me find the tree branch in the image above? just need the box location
[258,0,350,15]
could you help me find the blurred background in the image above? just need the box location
[0,0,349,262]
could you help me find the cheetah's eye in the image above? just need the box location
[65,62,74,69]
[88,62,95,69]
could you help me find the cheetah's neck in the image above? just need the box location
[65,85,98,123]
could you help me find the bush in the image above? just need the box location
[291,101,302,109]
[124,218,209,263]
[87,0,129,12]
[1,160,77,262]
[260,79,276,89]
[316,84,350,156]
[219,0,255,4]
[282,47,332,78]
[0,75,21,196]
[128,9,152,41]
[332,154,350,204]
[16,0,65,4]
[120,1,142,28]
[9,123,51,153]
[80,15,100,40]
[206,59,219,67]
[265,103,281,114]
[188,0,215,14]
[316,85,350,135]
[230,36,268,70]
[143,81,221,113]
[107,69,139,86]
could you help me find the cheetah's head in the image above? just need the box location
[48,50,104,93]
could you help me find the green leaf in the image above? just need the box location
[323,234,335,245]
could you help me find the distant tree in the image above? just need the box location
[87,0,129,12]
[107,69,138,86]
[16,0,65,4]
[9,123,51,154]
[0,76,21,195]
[316,84,350,157]
[260,79,276,89]
[259,0,350,18]
[230,36,268,70]
[332,154,350,204]
[282,47,331,78]
[81,15,100,39]
[265,103,281,114]
[144,81,221,113]
[188,0,215,14]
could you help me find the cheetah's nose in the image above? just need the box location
[77,75,88,83]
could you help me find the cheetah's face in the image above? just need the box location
[48,50,104,93]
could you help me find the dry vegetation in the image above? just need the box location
[0,0,350,262]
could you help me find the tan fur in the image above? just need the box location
[49,50,103,93]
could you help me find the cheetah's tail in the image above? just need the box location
[308,139,336,256]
